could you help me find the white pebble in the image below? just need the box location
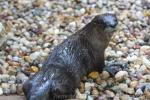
[85,82,95,91]
[115,71,128,82]
[30,51,41,60]
[0,88,3,95]
[87,95,94,100]
[141,56,150,69]
[76,89,87,99]
[135,89,143,96]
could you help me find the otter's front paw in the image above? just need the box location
[103,62,129,76]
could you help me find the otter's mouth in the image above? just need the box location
[104,27,117,33]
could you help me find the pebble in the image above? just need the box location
[120,94,132,100]
[10,84,17,93]
[141,56,150,69]
[143,75,150,81]
[81,0,88,3]
[16,84,24,95]
[31,66,39,73]
[115,71,128,82]
[85,82,95,91]
[101,71,110,79]
[12,56,20,62]
[3,88,11,94]
[118,83,135,94]
[87,95,94,100]
[88,71,99,79]
[76,89,87,100]
[43,43,50,48]
[16,72,28,83]
[30,51,41,60]
[97,0,103,8]
[0,88,3,95]
[88,0,96,4]
[98,94,107,100]
[80,8,86,15]
[1,74,9,83]
[135,89,143,96]
[24,56,32,62]
[118,83,128,91]
[127,88,135,95]
[105,90,115,98]
[1,83,10,89]
[79,82,85,93]
[8,75,16,84]
[100,80,107,88]
[129,81,138,88]
[7,66,17,75]
[1,83,10,94]
[127,55,138,62]
[144,91,150,99]
[91,88,99,96]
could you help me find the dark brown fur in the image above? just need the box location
[23,13,118,100]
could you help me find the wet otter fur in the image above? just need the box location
[23,13,118,100]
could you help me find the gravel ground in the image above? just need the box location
[0,0,150,100]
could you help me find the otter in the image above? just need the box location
[23,13,118,100]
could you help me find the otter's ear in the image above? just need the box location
[92,15,104,25]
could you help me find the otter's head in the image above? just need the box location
[92,13,118,39]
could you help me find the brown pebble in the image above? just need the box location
[31,66,39,73]
[7,61,20,66]
[24,56,32,62]
[92,87,99,96]
[129,81,138,88]
[144,90,150,99]
[79,82,85,93]
[88,71,99,79]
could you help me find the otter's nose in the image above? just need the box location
[103,14,118,28]
[109,18,118,28]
